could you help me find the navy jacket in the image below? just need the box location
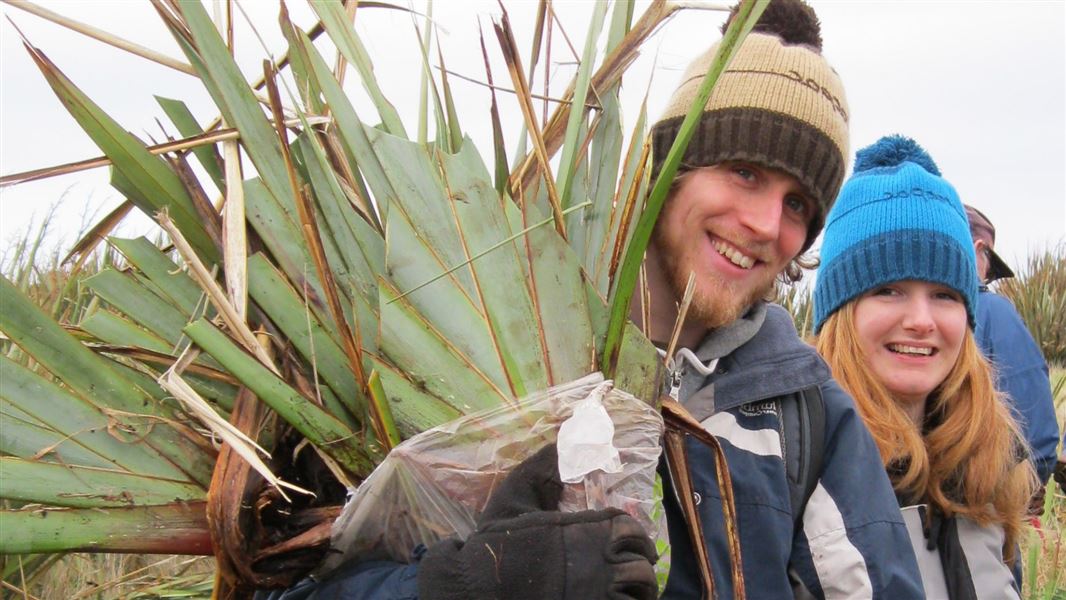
[659,304,922,598]
[975,288,1059,483]
[261,305,923,599]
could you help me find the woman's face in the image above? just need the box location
[853,280,968,410]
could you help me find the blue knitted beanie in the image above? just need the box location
[813,135,978,332]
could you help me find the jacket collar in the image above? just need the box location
[702,303,832,413]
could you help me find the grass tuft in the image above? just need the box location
[997,244,1066,367]
[0,554,214,599]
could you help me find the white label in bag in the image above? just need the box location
[557,382,623,483]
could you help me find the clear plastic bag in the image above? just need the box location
[320,372,663,574]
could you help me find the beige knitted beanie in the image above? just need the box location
[651,0,849,248]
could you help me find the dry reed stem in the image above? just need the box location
[0,117,329,187]
[2,0,196,74]
[221,136,247,321]
[493,8,567,240]
[511,0,684,193]
[156,212,277,374]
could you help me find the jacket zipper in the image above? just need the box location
[668,365,684,401]
[665,363,686,510]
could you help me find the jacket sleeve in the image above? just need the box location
[790,380,925,600]
[255,560,420,600]
[976,292,1059,483]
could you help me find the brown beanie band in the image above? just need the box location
[651,31,849,249]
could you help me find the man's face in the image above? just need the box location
[973,239,991,284]
[651,162,813,329]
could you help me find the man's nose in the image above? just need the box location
[738,190,784,242]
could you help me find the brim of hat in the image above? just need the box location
[986,247,1015,282]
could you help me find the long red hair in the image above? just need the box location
[816,302,1034,558]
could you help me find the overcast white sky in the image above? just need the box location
[1,1,1063,271]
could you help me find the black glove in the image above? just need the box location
[1055,458,1066,496]
[417,443,657,600]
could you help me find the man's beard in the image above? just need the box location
[655,232,776,331]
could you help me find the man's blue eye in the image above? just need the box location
[785,196,809,216]
[733,166,755,180]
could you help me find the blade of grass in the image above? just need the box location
[156,96,226,191]
[477,26,510,197]
[21,43,217,263]
[596,102,649,294]
[169,0,298,220]
[408,11,450,149]
[435,43,463,152]
[512,0,682,194]
[246,253,362,428]
[366,370,400,451]
[0,118,326,188]
[366,353,462,436]
[415,2,433,144]
[60,201,133,266]
[554,1,607,212]
[110,237,204,314]
[79,310,173,355]
[84,269,191,347]
[308,0,407,137]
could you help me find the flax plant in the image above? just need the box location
[0,0,763,594]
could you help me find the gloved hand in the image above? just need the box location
[417,443,657,600]
[1055,458,1066,496]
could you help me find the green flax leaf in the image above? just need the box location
[184,318,373,476]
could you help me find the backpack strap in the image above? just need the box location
[780,385,826,531]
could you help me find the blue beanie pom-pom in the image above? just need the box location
[853,134,940,176]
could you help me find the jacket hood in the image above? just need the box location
[708,303,832,412]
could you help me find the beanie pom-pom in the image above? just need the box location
[853,135,941,176]
[721,0,822,50]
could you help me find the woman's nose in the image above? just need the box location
[901,297,936,334]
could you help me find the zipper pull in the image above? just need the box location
[668,366,683,401]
